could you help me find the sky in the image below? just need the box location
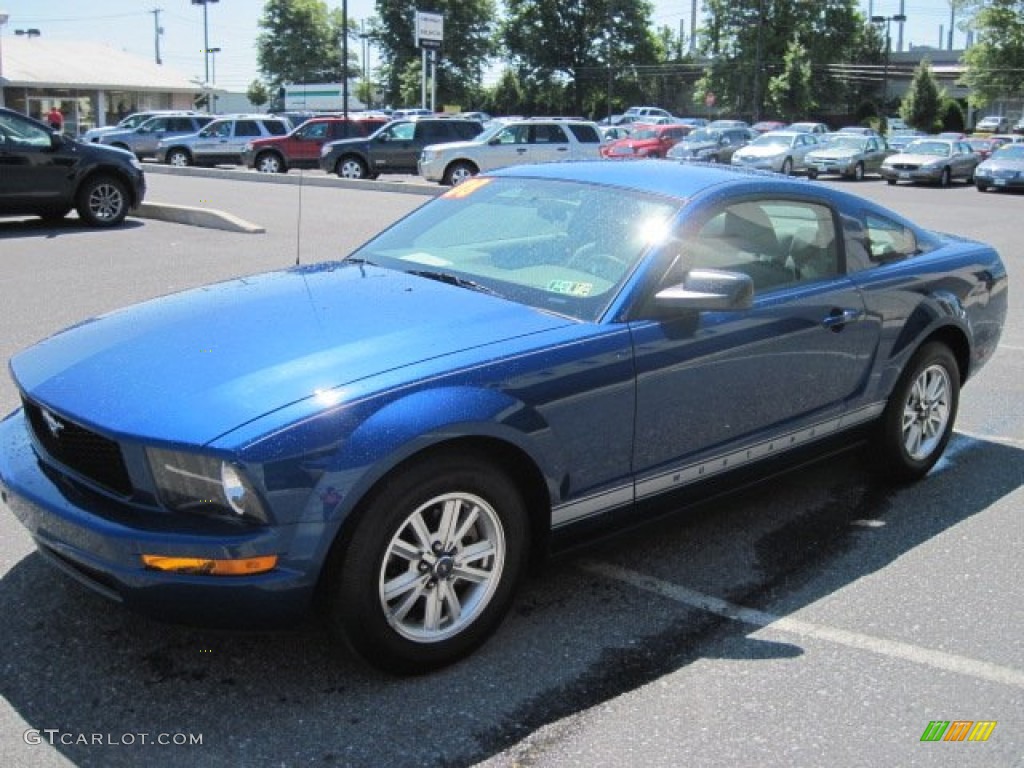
[0,1,968,94]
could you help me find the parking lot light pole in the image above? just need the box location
[871,14,907,110]
[191,0,219,86]
[0,11,8,109]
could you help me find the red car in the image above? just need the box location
[600,123,691,159]
[241,115,389,173]
[966,137,1000,160]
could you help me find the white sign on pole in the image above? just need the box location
[415,11,444,49]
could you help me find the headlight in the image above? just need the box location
[146,447,269,524]
[420,149,437,161]
[130,156,143,170]
[320,145,332,157]
[243,142,253,152]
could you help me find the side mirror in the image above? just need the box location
[654,269,754,311]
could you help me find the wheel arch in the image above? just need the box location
[315,435,552,604]
[78,166,142,207]
[256,148,287,170]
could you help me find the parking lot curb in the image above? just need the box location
[143,163,443,197]
[135,202,266,234]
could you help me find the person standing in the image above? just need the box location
[47,106,64,133]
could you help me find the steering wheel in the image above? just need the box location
[566,242,629,280]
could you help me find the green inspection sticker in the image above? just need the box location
[547,280,593,297]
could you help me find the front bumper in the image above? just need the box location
[975,171,1024,189]
[0,409,319,626]
[880,165,944,183]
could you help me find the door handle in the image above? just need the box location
[822,307,864,331]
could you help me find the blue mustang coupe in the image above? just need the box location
[0,162,1007,673]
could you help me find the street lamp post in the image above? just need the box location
[871,14,907,110]
[0,11,9,109]
[209,47,220,113]
[191,0,219,86]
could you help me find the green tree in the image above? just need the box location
[372,0,497,108]
[900,59,944,132]
[500,0,660,116]
[695,0,871,120]
[766,39,815,121]
[246,80,270,108]
[959,0,1024,109]
[257,0,353,87]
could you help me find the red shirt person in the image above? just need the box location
[47,107,64,132]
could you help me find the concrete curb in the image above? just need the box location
[143,163,443,198]
[134,202,266,234]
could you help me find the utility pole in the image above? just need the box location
[341,0,348,120]
[151,8,163,65]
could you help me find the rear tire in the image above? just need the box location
[873,342,959,483]
[807,169,818,180]
[326,452,529,674]
[781,157,793,175]
[255,152,286,173]
[853,162,865,181]
[166,148,192,167]
[443,161,477,186]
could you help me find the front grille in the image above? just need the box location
[23,399,133,497]
[890,162,919,171]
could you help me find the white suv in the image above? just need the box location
[418,118,604,185]
[154,115,290,167]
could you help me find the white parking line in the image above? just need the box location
[954,428,1024,449]
[580,561,1024,689]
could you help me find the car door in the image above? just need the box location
[371,121,416,171]
[132,116,171,156]
[291,119,331,164]
[954,141,978,179]
[629,196,880,487]
[0,112,73,209]
[227,120,263,160]
[192,120,231,161]
[527,123,572,164]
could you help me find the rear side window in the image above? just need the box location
[234,120,261,138]
[264,120,288,136]
[452,121,483,140]
[864,212,918,261]
[418,121,453,141]
[568,124,601,143]
[167,118,195,131]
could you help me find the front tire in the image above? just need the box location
[327,453,529,674]
[781,157,793,175]
[874,342,959,483]
[76,175,130,227]
[938,166,951,187]
[853,161,865,181]
[336,156,368,179]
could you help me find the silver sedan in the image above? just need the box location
[805,135,894,181]
[879,138,980,186]
[730,130,820,175]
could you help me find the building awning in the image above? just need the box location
[1,37,199,93]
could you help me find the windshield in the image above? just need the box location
[686,129,720,142]
[752,134,793,147]
[994,144,1024,160]
[906,140,952,157]
[828,136,868,150]
[351,177,681,323]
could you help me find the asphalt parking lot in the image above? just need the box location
[0,169,1021,768]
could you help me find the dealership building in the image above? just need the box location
[0,36,199,135]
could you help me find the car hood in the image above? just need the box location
[807,147,861,160]
[978,157,1024,172]
[11,263,574,446]
[885,152,949,165]
[425,139,482,153]
[674,140,718,152]
[737,145,787,158]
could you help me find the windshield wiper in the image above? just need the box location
[406,269,505,298]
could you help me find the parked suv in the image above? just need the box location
[98,114,215,159]
[155,115,290,167]
[666,126,755,163]
[82,110,200,142]
[419,118,605,185]
[320,118,484,179]
[241,115,389,173]
[975,115,1009,134]
[0,107,145,226]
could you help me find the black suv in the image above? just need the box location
[0,107,146,227]
[319,118,484,179]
